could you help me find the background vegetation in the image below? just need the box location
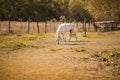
[0,0,120,22]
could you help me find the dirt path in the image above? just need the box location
[0,32,120,80]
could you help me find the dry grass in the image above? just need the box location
[0,31,120,80]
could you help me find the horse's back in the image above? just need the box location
[56,23,77,34]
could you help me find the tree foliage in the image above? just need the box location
[68,0,92,21]
[0,0,120,22]
[87,0,120,21]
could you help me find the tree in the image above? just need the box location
[0,0,119,22]
[87,0,120,21]
[68,0,92,21]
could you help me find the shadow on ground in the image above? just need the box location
[61,40,91,45]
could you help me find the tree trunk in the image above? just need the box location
[28,18,30,34]
[37,21,40,33]
[84,17,86,35]
[54,23,56,33]
[20,19,23,30]
[45,21,47,33]
[88,21,90,31]
[0,12,1,31]
[8,20,11,33]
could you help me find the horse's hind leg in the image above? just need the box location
[75,33,77,41]
[69,34,72,41]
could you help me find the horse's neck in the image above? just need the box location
[56,31,60,37]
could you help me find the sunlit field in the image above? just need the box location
[0,0,120,79]
[0,31,120,80]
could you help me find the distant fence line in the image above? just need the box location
[0,21,95,34]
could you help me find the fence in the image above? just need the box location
[0,21,95,34]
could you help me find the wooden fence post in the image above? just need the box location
[8,19,11,33]
[84,17,86,36]
[19,18,23,29]
[54,22,56,33]
[37,21,40,33]
[45,21,47,33]
[0,13,1,32]
[0,20,1,32]
[28,18,30,34]
[88,21,90,31]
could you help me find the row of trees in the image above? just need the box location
[0,0,120,22]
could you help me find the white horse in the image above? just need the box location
[56,23,77,44]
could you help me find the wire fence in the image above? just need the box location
[1,21,119,35]
[0,21,96,34]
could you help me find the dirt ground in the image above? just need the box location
[0,31,120,80]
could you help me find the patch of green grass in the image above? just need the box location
[93,49,120,65]
[83,34,87,37]
[82,32,103,38]
[93,49,120,76]
[70,48,87,53]
[50,48,63,52]
[21,34,43,40]
[93,53,100,57]
[76,49,87,52]
[0,39,27,50]
[0,33,54,53]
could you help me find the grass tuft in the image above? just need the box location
[70,47,87,53]
[50,48,63,52]
[93,49,120,66]
[0,33,54,53]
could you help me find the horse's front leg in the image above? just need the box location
[62,33,66,42]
